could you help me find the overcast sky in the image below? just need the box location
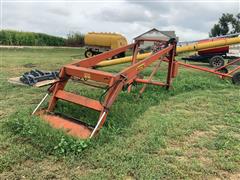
[1,0,240,42]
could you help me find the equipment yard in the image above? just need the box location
[1,47,240,179]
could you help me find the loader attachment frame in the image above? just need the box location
[35,38,178,139]
[176,58,240,83]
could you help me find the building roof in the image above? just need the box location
[134,28,175,40]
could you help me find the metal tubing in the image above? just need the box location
[90,111,106,138]
[128,43,140,92]
[177,36,240,53]
[177,61,232,78]
[139,56,164,95]
[118,45,173,79]
[32,93,49,115]
[39,39,177,138]
[215,58,240,71]
[72,43,134,67]
[135,78,166,86]
[166,45,176,89]
[227,66,240,75]
[96,36,240,67]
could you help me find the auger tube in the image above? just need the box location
[96,36,240,67]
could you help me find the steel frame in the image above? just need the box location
[177,58,240,79]
[36,39,178,139]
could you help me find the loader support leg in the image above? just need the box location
[139,56,164,96]
[90,110,108,138]
[47,68,70,112]
[166,45,176,89]
[90,79,125,136]
[128,43,140,92]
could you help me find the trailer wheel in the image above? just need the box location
[217,67,228,74]
[85,50,94,58]
[209,56,224,68]
[118,52,125,58]
[139,49,145,54]
[232,72,240,85]
[112,55,118,59]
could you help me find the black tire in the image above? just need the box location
[84,50,94,58]
[217,67,228,74]
[117,52,125,58]
[232,72,240,85]
[139,49,145,54]
[110,52,126,59]
[112,55,118,59]
[209,56,224,68]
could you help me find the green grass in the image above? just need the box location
[0,47,240,179]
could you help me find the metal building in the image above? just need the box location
[134,28,178,50]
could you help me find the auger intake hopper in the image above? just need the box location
[33,38,178,139]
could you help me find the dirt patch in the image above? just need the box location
[189,131,206,141]
[197,155,212,166]
[167,130,212,148]
[124,175,136,180]
[187,130,215,144]
[229,173,240,180]
[164,131,214,166]
[0,110,7,119]
[211,125,229,132]
[0,158,90,179]
[208,171,240,180]
[23,63,37,68]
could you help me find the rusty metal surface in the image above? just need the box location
[35,39,177,138]
[38,110,93,139]
[178,57,240,78]
[55,90,103,111]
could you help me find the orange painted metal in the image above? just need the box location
[177,61,232,77]
[166,47,176,89]
[38,110,92,139]
[55,90,103,111]
[215,58,240,71]
[227,66,240,75]
[72,44,134,67]
[128,43,140,92]
[177,58,240,78]
[172,62,179,78]
[135,78,166,86]
[64,65,114,84]
[36,38,178,139]
[139,56,164,95]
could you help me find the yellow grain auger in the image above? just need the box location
[96,36,240,67]
[84,32,128,58]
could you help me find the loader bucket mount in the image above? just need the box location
[34,38,178,139]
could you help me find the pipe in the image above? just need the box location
[96,36,240,67]
[90,111,106,138]
[32,93,49,115]
[177,36,240,53]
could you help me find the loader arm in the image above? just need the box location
[34,38,178,139]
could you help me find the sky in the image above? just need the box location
[1,0,240,42]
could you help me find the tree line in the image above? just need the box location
[0,30,85,47]
[210,13,240,37]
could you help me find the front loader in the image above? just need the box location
[33,38,178,139]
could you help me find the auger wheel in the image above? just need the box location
[232,72,240,85]
[210,56,224,68]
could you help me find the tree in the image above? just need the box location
[210,13,240,37]
[65,32,85,47]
